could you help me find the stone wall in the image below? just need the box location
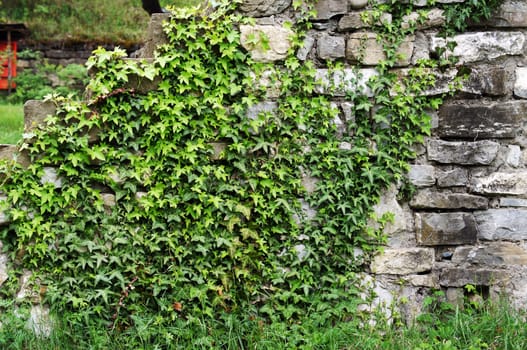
[2,0,527,324]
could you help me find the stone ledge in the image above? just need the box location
[427,139,499,165]
[416,212,478,246]
[475,209,527,241]
[370,248,434,275]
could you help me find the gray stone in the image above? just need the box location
[296,35,315,61]
[372,185,414,238]
[240,25,294,62]
[0,145,16,161]
[28,305,52,337]
[247,101,278,119]
[402,9,445,30]
[506,145,522,167]
[346,32,414,66]
[40,167,63,189]
[314,68,378,97]
[240,0,291,17]
[416,212,478,246]
[484,0,527,27]
[514,67,527,98]
[475,209,527,240]
[317,34,345,60]
[410,189,488,210]
[313,0,348,20]
[453,242,527,267]
[446,288,464,306]
[0,253,8,287]
[101,193,116,208]
[500,198,527,207]
[210,142,228,160]
[440,268,506,287]
[427,140,499,165]
[140,13,170,59]
[338,12,392,31]
[349,0,369,9]
[402,274,440,288]
[438,100,527,139]
[471,171,527,196]
[463,65,512,96]
[408,165,435,187]
[370,248,434,275]
[23,100,56,134]
[431,32,525,64]
[437,168,468,187]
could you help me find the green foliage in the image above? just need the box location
[0,103,24,144]
[6,52,88,104]
[0,0,506,339]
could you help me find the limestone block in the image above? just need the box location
[500,198,527,207]
[408,165,435,187]
[316,33,345,60]
[427,140,499,165]
[439,268,506,287]
[240,0,291,17]
[436,168,468,187]
[431,32,525,64]
[453,242,527,267]
[240,25,294,62]
[296,35,315,61]
[313,0,348,20]
[23,100,56,134]
[416,212,478,246]
[483,0,527,27]
[28,305,52,337]
[346,32,414,66]
[370,248,434,275]
[463,65,512,96]
[314,68,378,97]
[475,209,527,240]
[506,145,522,167]
[40,167,63,189]
[471,171,527,196]
[140,13,170,59]
[372,185,414,237]
[410,189,488,210]
[0,253,8,287]
[401,273,440,288]
[438,100,527,139]
[210,142,228,160]
[338,12,392,31]
[349,0,369,9]
[101,193,116,208]
[515,67,527,99]
[402,9,445,30]
[17,270,41,302]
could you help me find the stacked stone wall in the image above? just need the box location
[1,0,527,323]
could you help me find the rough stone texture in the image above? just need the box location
[506,145,522,167]
[484,0,527,27]
[314,68,378,97]
[23,100,56,135]
[463,65,512,96]
[408,165,435,187]
[500,198,527,207]
[0,145,16,161]
[28,305,52,337]
[439,268,506,287]
[515,67,527,98]
[240,25,294,62]
[436,168,469,187]
[416,213,478,246]
[313,0,348,20]
[0,253,8,287]
[431,32,525,64]
[338,12,392,31]
[401,274,440,288]
[372,185,414,241]
[370,248,434,275]
[402,9,445,30]
[349,0,369,9]
[438,100,527,139]
[240,0,291,17]
[347,32,414,66]
[471,172,527,196]
[427,140,499,165]
[101,194,116,208]
[475,209,527,240]
[297,35,315,61]
[210,142,228,160]
[317,34,345,60]
[40,167,63,189]
[452,242,527,267]
[410,189,488,210]
[140,13,170,59]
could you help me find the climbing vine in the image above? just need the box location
[0,0,503,329]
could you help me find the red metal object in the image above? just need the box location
[0,40,17,90]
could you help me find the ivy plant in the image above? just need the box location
[0,0,504,329]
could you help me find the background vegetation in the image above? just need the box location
[1,0,202,44]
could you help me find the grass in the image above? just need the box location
[3,0,202,44]
[0,299,525,349]
[0,103,24,144]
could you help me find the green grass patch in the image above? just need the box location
[0,299,525,349]
[0,104,24,144]
[3,0,202,44]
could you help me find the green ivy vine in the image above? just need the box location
[0,0,503,328]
